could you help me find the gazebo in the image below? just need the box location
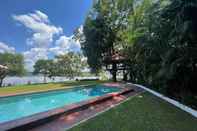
[103,52,130,82]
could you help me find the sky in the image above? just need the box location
[0,0,93,71]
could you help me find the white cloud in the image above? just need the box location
[31,10,49,23]
[12,10,62,48]
[12,10,82,71]
[50,35,81,55]
[0,42,15,53]
[23,48,48,71]
[12,10,63,71]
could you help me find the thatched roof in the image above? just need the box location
[103,52,128,64]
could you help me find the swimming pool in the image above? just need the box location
[0,85,120,123]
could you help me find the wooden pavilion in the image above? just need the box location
[103,52,130,82]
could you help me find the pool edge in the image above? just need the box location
[0,84,100,98]
[0,85,134,131]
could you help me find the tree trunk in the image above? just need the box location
[112,63,117,82]
[123,70,128,81]
[0,68,7,87]
[112,72,117,82]
[0,78,3,87]
[43,75,47,83]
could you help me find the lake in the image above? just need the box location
[2,76,70,86]
[2,76,100,87]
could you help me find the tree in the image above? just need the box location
[33,59,55,83]
[0,65,8,87]
[0,53,26,87]
[123,0,197,107]
[33,52,87,82]
[55,52,85,79]
[75,0,197,108]
[75,0,134,76]
[151,0,197,101]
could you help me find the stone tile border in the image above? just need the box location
[130,83,197,118]
[0,85,133,131]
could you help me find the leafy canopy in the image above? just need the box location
[0,53,26,86]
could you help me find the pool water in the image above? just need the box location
[0,85,120,123]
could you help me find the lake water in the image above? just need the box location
[2,76,70,86]
[2,76,100,86]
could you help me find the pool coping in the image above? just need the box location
[0,85,133,131]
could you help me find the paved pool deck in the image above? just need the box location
[28,84,144,131]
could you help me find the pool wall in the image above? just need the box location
[0,85,133,131]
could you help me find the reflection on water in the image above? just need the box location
[2,76,69,86]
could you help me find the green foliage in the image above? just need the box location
[0,53,26,76]
[125,0,197,107]
[0,53,26,86]
[76,0,133,73]
[33,59,55,78]
[55,52,85,78]
[98,70,109,80]
[33,52,87,80]
[78,0,197,108]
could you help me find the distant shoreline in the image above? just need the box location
[2,76,99,87]
[2,76,69,87]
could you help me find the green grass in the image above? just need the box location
[0,80,107,96]
[69,92,197,131]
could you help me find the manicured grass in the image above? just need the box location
[0,80,107,96]
[69,92,197,131]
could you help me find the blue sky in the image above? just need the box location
[0,0,93,71]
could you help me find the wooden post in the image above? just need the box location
[123,70,128,81]
[112,63,117,82]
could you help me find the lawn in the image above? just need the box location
[0,80,107,97]
[69,92,197,131]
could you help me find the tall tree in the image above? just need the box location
[33,53,87,82]
[55,52,84,79]
[33,59,55,83]
[123,0,197,107]
[75,0,134,73]
[76,0,197,108]
[152,0,197,99]
[0,53,26,87]
[0,65,8,87]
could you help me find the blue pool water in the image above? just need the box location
[0,85,120,123]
